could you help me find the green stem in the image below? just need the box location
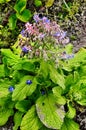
[62,0,71,12]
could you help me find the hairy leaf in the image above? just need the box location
[49,64,65,89]
[61,118,80,130]
[0,108,13,126]
[21,105,42,130]
[13,112,23,130]
[52,86,66,105]
[36,94,65,129]
[12,76,37,101]
[66,102,76,119]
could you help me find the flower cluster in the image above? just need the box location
[19,14,70,60]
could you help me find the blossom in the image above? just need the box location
[42,16,50,24]
[61,53,74,60]
[33,14,41,23]
[26,80,32,85]
[53,32,61,37]
[22,46,29,53]
[20,29,27,37]
[38,33,46,40]
[61,37,70,44]
[8,86,14,92]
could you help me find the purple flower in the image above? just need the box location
[53,32,61,37]
[42,17,50,24]
[33,14,41,23]
[60,31,67,39]
[20,30,26,37]
[26,80,32,85]
[61,53,74,60]
[38,33,46,40]
[8,86,14,92]
[41,90,46,95]
[22,46,29,53]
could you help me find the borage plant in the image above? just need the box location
[0,14,86,130]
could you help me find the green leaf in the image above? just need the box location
[0,0,5,4]
[64,43,73,53]
[0,108,13,126]
[1,49,20,62]
[0,87,9,98]
[0,65,5,78]
[70,80,86,106]
[13,59,35,72]
[8,14,17,30]
[34,0,42,7]
[39,125,51,130]
[16,9,32,22]
[49,64,65,89]
[74,71,80,83]
[36,94,65,129]
[45,0,54,7]
[13,112,23,130]
[66,102,76,119]
[63,48,86,71]
[39,61,49,79]
[64,74,73,93]
[0,0,11,3]
[14,0,27,13]
[52,87,66,105]
[12,76,37,101]
[21,105,42,130]
[15,100,31,112]
[61,118,80,130]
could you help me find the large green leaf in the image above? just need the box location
[61,118,80,130]
[52,86,66,105]
[49,64,65,89]
[16,9,32,22]
[0,107,13,126]
[14,0,27,13]
[36,94,65,129]
[8,14,17,30]
[12,76,37,101]
[21,105,42,130]
[13,112,23,130]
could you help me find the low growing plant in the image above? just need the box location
[0,14,86,130]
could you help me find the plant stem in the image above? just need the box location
[62,0,71,12]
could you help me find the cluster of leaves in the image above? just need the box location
[0,42,86,129]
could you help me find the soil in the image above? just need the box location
[0,0,86,129]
